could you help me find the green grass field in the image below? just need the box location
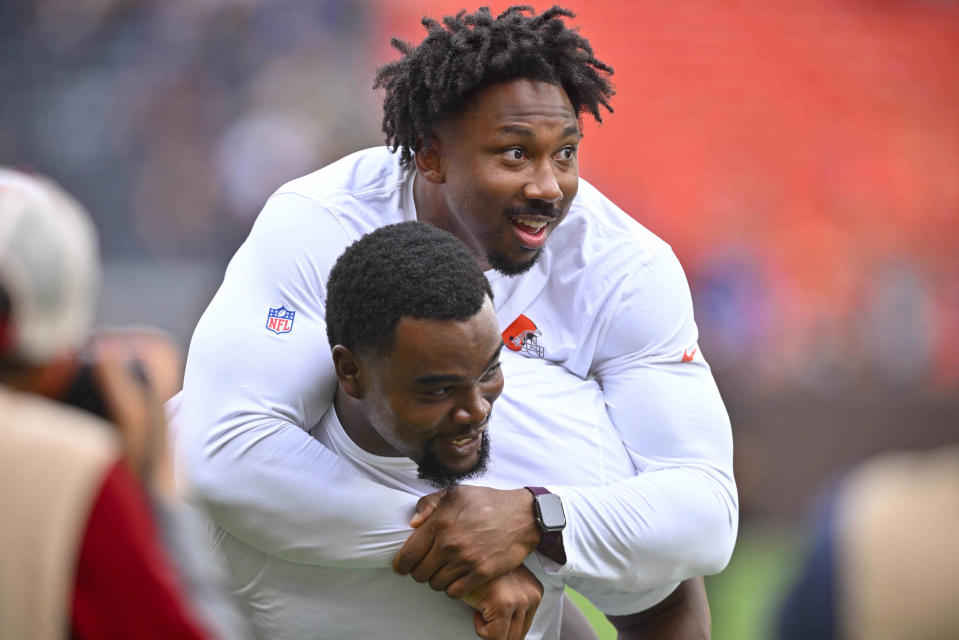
[570,527,799,640]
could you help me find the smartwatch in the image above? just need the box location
[525,486,566,552]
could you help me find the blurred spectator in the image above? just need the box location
[693,245,771,376]
[215,108,324,224]
[777,446,959,640]
[0,0,378,260]
[866,260,936,387]
[0,167,247,639]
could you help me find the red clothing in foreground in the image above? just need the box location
[71,462,208,640]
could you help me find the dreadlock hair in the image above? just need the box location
[325,221,494,356]
[374,5,614,166]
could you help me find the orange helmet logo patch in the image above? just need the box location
[502,314,545,358]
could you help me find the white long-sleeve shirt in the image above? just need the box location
[175,146,738,610]
[213,374,666,639]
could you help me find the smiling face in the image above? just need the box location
[343,296,504,487]
[415,79,581,275]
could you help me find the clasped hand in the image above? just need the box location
[393,486,545,640]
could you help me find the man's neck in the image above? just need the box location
[412,172,491,271]
[332,389,403,457]
[411,170,444,229]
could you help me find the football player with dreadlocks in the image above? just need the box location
[176,6,736,638]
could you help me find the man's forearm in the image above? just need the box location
[606,577,710,640]
[182,419,418,567]
[548,465,737,592]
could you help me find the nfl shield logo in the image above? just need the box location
[266,306,296,334]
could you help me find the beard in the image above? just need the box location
[417,431,492,489]
[486,201,557,276]
[486,247,543,276]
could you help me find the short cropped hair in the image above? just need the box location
[326,222,493,355]
[374,5,615,166]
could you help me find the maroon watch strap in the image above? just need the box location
[525,486,561,552]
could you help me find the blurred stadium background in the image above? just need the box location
[2,1,957,637]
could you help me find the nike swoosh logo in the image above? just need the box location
[682,347,697,363]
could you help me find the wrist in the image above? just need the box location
[524,487,566,554]
[511,488,542,554]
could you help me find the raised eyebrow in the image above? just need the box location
[496,125,535,138]
[495,125,581,140]
[414,344,503,386]
[485,342,505,369]
[413,373,462,386]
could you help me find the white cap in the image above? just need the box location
[0,168,100,364]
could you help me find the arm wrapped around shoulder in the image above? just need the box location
[555,246,738,593]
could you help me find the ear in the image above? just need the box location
[414,137,445,184]
[332,345,365,399]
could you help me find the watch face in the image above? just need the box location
[536,493,566,531]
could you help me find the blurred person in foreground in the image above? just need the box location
[0,168,248,640]
[777,446,959,640]
[0,167,208,639]
[175,6,735,638]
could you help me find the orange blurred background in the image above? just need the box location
[377,0,959,393]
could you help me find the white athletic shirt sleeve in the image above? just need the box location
[545,245,738,594]
[177,192,418,567]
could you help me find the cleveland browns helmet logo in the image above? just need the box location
[502,314,544,358]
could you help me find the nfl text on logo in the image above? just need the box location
[266,306,296,334]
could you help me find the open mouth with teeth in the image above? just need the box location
[509,214,553,248]
[435,430,484,459]
[511,215,550,233]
